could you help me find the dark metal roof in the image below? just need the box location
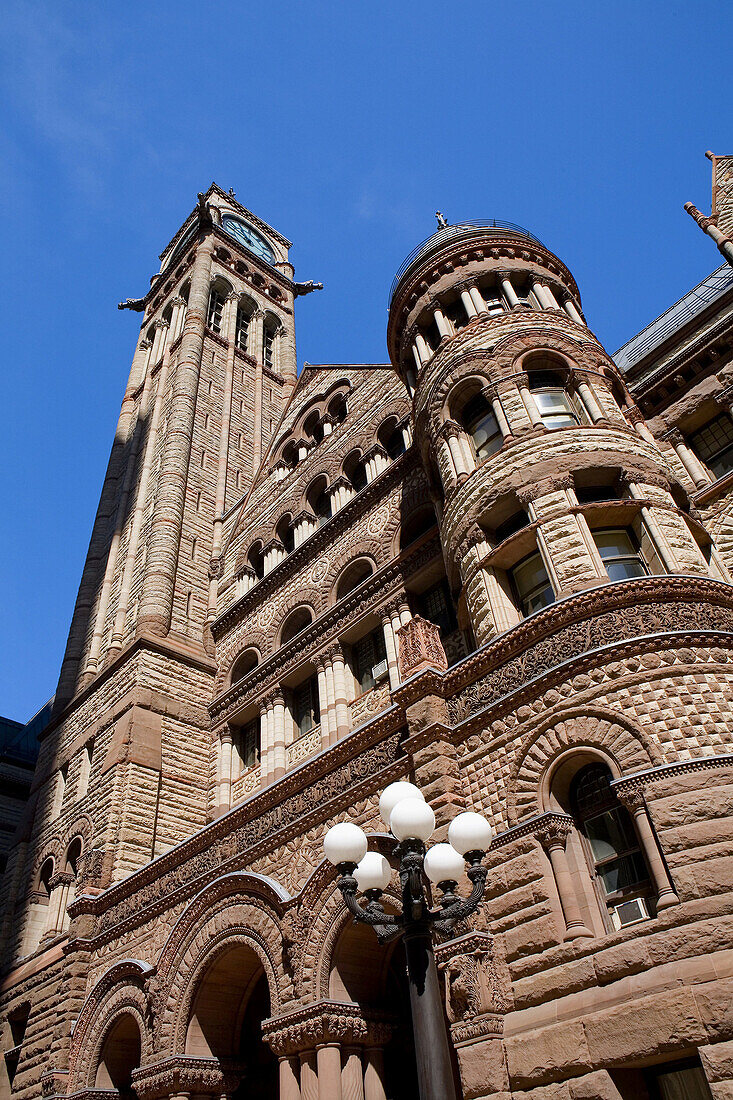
[389,220,544,305]
[614,264,733,375]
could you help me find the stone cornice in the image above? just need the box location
[262,1001,394,1054]
[611,753,733,797]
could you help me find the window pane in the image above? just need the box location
[534,390,572,415]
[606,558,647,582]
[584,808,639,862]
[597,851,649,895]
[513,552,549,595]
[655,1065,713,1100]
[525,585,555,614]
[690,414,733,480]
[594,529,637,558]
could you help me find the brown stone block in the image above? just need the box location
[506,1019,592,1088]
[456,1036,509,1098]
[699,1039,733,1087]
[583,987,706,1064]
[694,977,733,1041]
[652,786,733,829]
[693,856,733,898]
[593,938,653,986]
[646,916,733,968]
[513,957,597,1010]
[568,1070,623,1100]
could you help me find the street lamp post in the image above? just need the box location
[323,782,493,1100]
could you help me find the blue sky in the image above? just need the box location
[0,0,731,722]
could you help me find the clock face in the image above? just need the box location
[222,215,276,264]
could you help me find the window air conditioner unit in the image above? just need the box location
[610,896,650,929]
[371,658,389,682]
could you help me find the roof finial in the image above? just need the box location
[435,210,448,228]
[228,187,236,198]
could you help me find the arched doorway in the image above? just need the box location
[329,920,420,1099]
[94,1013,141,1100]
[185,943,277,1100]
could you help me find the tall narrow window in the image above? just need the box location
[593,528,647,581]
[235,305,251,353]
[207,289,225,334]
[570,762,650,927]
[459,391,502,459]
[292,676,320,736]
[236,720,260,771]
[352,628,388,693]
[529,372,580,429]
[510,550,554,616]
[416,581,456,636]
[689,413,733,480]
[263,325,276,370]
[51,765,67,820]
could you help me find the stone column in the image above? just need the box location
[264,537,287,574]
[207,292,239,630]
[316,659,331,749]
[518,375,544,427]
[217,727,233,811]
[280,1055,301,1100]
[433,304,451,340]
[490,390,513,441]
[293,510,317,548]
[562,295,584,324]
[251,309,265,470]
[497,271,520,308]
[381,613,400,689]
[401,421,412,449]
[536,818,593,939]
[615,787,679,910]
[342,1048,365,1100]
[541,282,560,308]
[272,693,287,779]
[411,342,423,373]
[459,286,478,320]
[666,429,711,489]
[299,1051,319,1100]
[576,377,605,423]
[317,1043,342,1100]
[443,422,470,476]
[235,564,257,598]
[260,698,274,787]
[363,1048,386,1100]
[530,277,552,309]
[324,655,337,746]
[332,648,351,739]
[415,332,431,363]
[469,285,487,315]
[138,233,214,635]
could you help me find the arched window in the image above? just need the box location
[235,301,253,353]
[65,837,82,877]
[328,393,348,424]
[306,476,331,526]
[247,542,265,580]
[399,506,437,551]
[569,762,650,926]
[280,606,313,646]
[378,417,407,459]
[275,515,294,555]
[234,719,259,772]
[263,319,278,370]
[509,549,554,616]
[335,559,374,602]
[282,440,299,470]
[231,648,259,684]
[453,386,502,459]
[207,287,225,334]
[344,451,368,492]
[94,1013,142,1096]
[303,410,324,444]
[528,368,580,429]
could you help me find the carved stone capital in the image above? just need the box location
[435,931,509,1029]
[397,615,448,678]
[533,813,574,850]
[263,1002,393,1056]
[612,781,647,814]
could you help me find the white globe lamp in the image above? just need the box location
[448,812,493,857]
[390,798,436,842]
[324,822,368,867]
[379,781,424,827]
[354,852,392,893]
[423,843,466,886]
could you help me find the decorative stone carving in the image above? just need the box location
[262,1000,393,1056]
[397,615,449,678]
[435,932,507,1044]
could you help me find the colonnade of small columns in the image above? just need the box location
[436,370,618,486]
[409,270,585,370]
[274,419,411,484]
[216,601,414,809]
[457,475,715,647]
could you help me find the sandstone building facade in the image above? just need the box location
[2,181,733,1100]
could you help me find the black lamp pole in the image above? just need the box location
[334,839,488,1100]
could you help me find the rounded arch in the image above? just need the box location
[507,708,663,825]
[275,513,294,554]
[444,372,491,421]
[520,348,575,379]
[229,647,260,687]
[396,503,438,553]
[68,960,153,1092]
[247,540,265,580]
[332,555,376,605]
[343,448,367,492]
[377,415,407,459]
[304,474,331,525]
[64,835,83,875]
[278,604,314,647]
[94,1012,142,1094]
[209,273,234,296]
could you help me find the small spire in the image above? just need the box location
[228,186,236,197]
[435,210,448,228]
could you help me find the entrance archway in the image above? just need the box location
[185,943,277,1099]
[329,921,420,1099]
[94,1013,141,1100]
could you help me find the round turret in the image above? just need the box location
[388,220,715,647]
